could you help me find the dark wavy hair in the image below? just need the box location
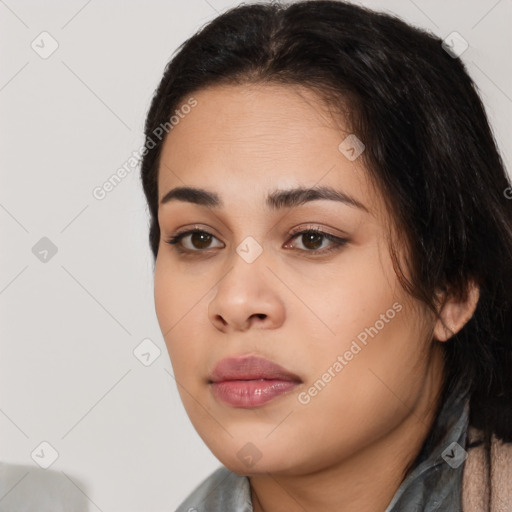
[140,0,512,447]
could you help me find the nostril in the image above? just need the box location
[214,315,228,326]
[254,314,266,320]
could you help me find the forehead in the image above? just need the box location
[157,83,382,216]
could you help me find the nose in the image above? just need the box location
[208,253,286,333]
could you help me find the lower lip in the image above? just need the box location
[210,379,300,408]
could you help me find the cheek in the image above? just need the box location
[154,257,192,363]
[305,242,400,352]
[301,238,431,396]
[154,254,205,331]
[154,256,179,333]
[305,272,432,417]
[289,304,433,471]
[154,255,213,380]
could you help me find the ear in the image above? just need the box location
[433,280,480,342]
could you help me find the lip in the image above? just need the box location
[208,355,302,408]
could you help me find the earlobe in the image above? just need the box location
[433,280,480,342]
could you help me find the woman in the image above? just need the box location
[140,1,512,510]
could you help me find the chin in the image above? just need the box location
[208,439,305,477]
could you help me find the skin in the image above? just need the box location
[153,83,479,512]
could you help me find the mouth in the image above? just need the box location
[208,354,302,408]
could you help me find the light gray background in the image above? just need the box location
[0,0,510,510]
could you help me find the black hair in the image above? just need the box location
[140,0,512,447]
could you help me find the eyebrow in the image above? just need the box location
[159,185,369,212]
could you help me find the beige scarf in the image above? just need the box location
[462,425,512,512]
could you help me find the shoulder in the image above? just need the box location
[175,465,252,512]
[462,426,512,512]
[0,461,88,512]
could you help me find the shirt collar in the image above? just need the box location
[383,381,471,512]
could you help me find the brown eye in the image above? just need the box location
[165,229,224,252]
[190,232,213,249]
[301,232,324,250]
[285,228,349,254]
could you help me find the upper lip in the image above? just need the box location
[208,355,302,383]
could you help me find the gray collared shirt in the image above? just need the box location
[175,383,471,512]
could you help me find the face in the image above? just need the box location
[154,83,442,476]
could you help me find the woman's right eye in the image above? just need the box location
[165,229,224,252]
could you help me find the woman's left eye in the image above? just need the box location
[284,228,348,254]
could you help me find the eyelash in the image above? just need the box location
[164,226,348,256]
